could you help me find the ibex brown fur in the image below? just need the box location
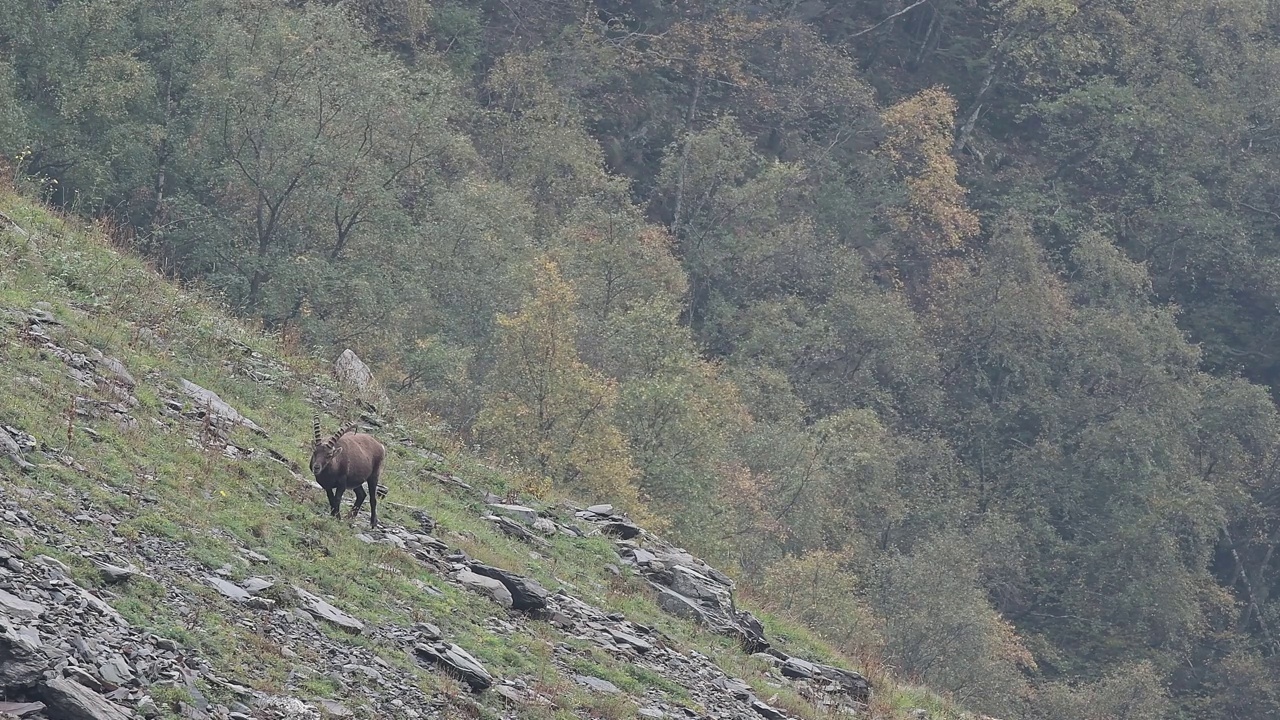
[310,415,385,528]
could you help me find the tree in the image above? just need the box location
[878,86,979,306]
[476,257,641,508]
[181,2,451,328]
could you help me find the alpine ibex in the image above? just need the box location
[310,415,384,528]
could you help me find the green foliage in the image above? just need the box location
[873,535,1035,717]
[476,257,641,509]
[9,1,1280,717]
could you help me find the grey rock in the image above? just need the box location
[585,504,614,516]
[291,587,364,634]
[94,560,140,584]
[484,515,550,547]
[651,570,769,653]
[631,547,657,566]
[468,564,549,612]
[333,349,387,408]
[1,427,35,473]
[69,586,126,626]
[35,555,72,576]
[0,617,47,685]
[812,662,872,702]
[751,698,788,719]
[486,504,538,524]
[601,520,643,540]
[238,549,270,565]
[0,701,46,717]
[240,577,274,595]
[341,663,382,681]
[780,657,816,680]
[607,628,652,653]
[135,697,159,719]
[318,699,353,717]
[204,577,251,603]
[493,685,523,704]
[711,676,753,698]
[245,597,275,611]
[455,570,513,609]
[638,708,664,719]
[97,356,136,388]
[573,675,621,694]
[531,518,558,536]
[178,379,267,436]
[65,665,102,689]
[0,589,45,619]
[655,588,703,623]
[40,677,137,720]
[668,566,725,602]
[414,643,492,691]
[97,657,134,687]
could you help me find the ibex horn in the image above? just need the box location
[312,414,322,446]
[327,422,357,447]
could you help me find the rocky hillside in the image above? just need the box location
[0,193,969,720]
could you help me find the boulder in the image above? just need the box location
[0,426,35,473]
[601,520,642,540]
[414,643,493,691]
[95,355,136,389]
[750,699,788,719]
[0,589,45,619]
[483,515,549,547]
[486,504,538,525]
[333,350,388,408]
[178,379,267,436]
[291,587,364,634]
[652,584,768,654]
[811,661,871,702]
[205,577,251,603]
[0,617,47,686]
[40,677,136,720]
[0,702,45,717]
[573,675,621,694]
[455,570,513,609]
[468,564,549,612]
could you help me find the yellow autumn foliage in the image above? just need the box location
[476,257,643,512]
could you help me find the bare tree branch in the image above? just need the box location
[849,0,931,39]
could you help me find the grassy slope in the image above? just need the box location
[0,188,969,720]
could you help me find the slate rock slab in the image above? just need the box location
[455,570,513,609]
[601,520,642,540]
[573,675,621,694]
[0,589,46,619]
[486,504,538,524]
[178,379,267,436]
[0,427,35,473]
[811,661,871,702]
[291,587,364,634]
[205,577,251,603]
[414,643,493,691]
[468,564,548,612]
[0,701,45,717]
[40,677,137,720]
[0,617,48,686]
[751,698,788,719]
[241,577,274,595]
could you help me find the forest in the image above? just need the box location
[3,0,1280,717]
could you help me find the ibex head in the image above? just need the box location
[310,415,355,476]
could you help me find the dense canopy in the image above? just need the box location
[5,1,1280,716]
